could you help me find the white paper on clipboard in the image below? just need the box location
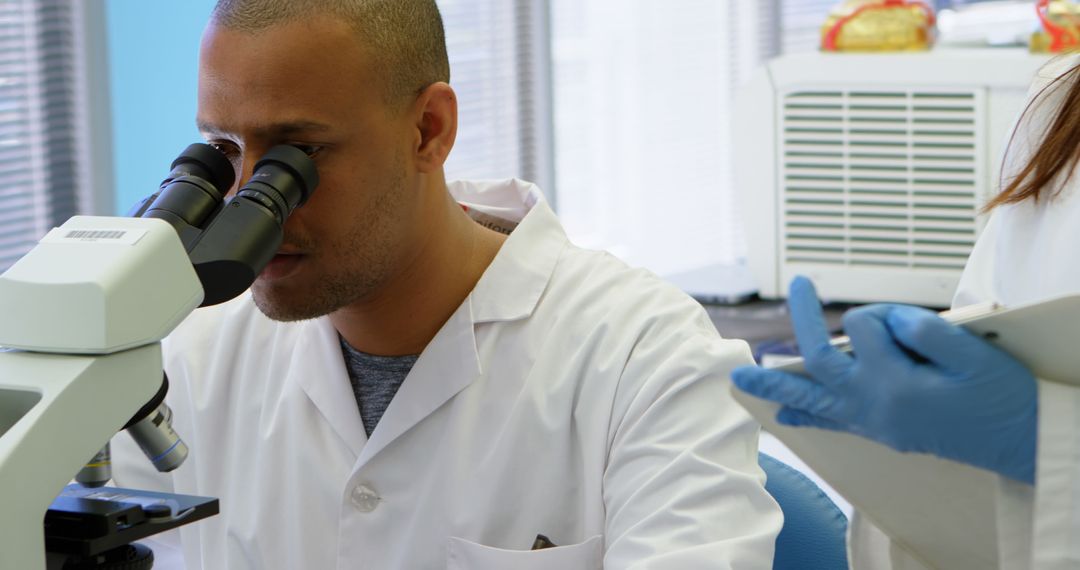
[732,293,1080,570]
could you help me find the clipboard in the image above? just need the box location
[732,293,1080,570]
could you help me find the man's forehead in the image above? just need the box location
[198,18,373,91]
[200,17,367,69]
[196,20,380,133]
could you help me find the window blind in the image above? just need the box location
[438,0,554,199]
[779,0,837,54]
[0,0,95,272]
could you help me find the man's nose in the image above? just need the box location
[229,148,266,197]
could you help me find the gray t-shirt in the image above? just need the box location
[339,337,419,437]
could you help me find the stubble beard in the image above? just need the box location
[251,168,407,322]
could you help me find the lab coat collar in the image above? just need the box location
[296,316,369,458]
[355,296,481,467]
[454,179,568,323]
[353,179,566,466]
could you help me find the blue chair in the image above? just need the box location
[760,452,849,570]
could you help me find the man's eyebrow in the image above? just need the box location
[196,120,333,138]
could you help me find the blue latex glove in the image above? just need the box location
[732,276,1038,484]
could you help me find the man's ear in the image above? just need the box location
[412,82,457,173]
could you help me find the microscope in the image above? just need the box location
[0,143,318,569]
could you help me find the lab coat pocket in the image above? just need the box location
[447,534,603,570]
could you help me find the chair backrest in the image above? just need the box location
[760,452,849,570]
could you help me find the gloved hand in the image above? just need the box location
[731,276,1038,484]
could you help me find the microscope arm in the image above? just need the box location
[0,347,162,569]
[0,216,202,569]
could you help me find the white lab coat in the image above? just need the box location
[850,55,1080,569]
[111,179,782,569]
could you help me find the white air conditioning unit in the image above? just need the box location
[735,49,1048,307]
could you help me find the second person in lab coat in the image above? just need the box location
[734,54,1080,569]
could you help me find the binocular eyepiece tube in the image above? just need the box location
[135,143,318,247]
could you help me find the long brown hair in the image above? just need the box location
[986,61,1080,211]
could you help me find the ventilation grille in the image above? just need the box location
[780,89,980,270]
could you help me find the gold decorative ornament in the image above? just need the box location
[821,0,936,52]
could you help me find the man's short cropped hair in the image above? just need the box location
[211,0,450,106]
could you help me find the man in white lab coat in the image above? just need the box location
[110,1,783,568]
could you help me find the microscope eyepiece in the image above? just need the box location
[184,144,320,305]
[139,143,237,243]
[170,142,237,192]
[235,144,320,225]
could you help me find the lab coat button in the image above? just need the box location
[351,483,380,512]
